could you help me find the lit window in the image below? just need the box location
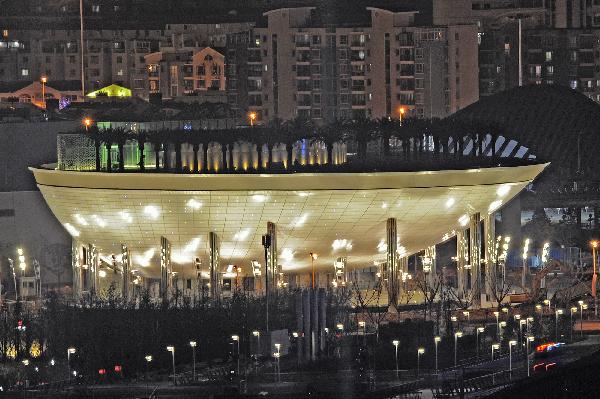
[545,51,552,62]
[92,5,100,13]
[570,80,578,89]
[21,68,29,76]
[2,30,7,38]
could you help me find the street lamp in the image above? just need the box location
[555,309,563,341]
[144,355,152,389]
[392,340,400,379]
[499,321,507,339]
[253,330,261,357]
[491,343,499,361]
[543,299,551,314]
[526,336,534,377]
[83,117,93,132]
[462,311,470,324]
[273,351,281,382]
[434,336,441,372]
[526,316,534,335]
[519,319,527,347]
[232,335,240,375]
[570,307,577,341]
[493,311,500,338]
[508,340,517,377]
[336,323,344,333]
[166,346,175,385]
[40,76,47,108]
[67,348,76,382]
[579,300,585,337]
[476,327,484,358]
[358,321,366,346]
[398,106,406,125]
[454,331,463,367]
[248,112,257,126]
[417,348,425,377]
[310,252,318,289]
[592,240,598,316]
[189,341,197,381]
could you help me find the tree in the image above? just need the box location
[414,271,444,321]
[348,271,386,343]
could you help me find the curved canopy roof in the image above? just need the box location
[451,84,600,172]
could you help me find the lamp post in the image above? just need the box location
[570,307,577,341]
[555,309,563,341]
[392,340,400,379]
[508,340,517,378]
[491,343,499,361]
[526,316,534,335]
[189,341,197,381]
[144,355,152,390]
[592,240,598,316]
[499,321,507,340]
[476,327,484,358]
[454,331,463,367]
[253,330,261,357]
[519,319,527,348]
[494,311,500,338]
[310,252,318,289]
[232,335,240,375]
[358,321,366,346]
[40,76,47,108]
[417,348,425,377]
[67,348,76,382]
[83,117,93,132]
[526,336,534,377]
[462,311,470,324]
[166,346,175,385]
[579,300,585,337]
[398,106,405,125]
[274,343,281,382]
[249,112,257,126]
[434,336,441,372]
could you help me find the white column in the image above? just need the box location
[121,244,131,301]
[387,218,399,309]
[267,222,277,291]
[425,245,437,287]
[469,213,482,303]
[87,244,98,296]
[160,236,172,302]
[209,232,220,299]
[71,240,82,300]
[484,213,496,301]
[456,230,468,296]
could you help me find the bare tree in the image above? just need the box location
[414,271,443,321]
[348,271,386,342]
[487,261,513,309]
[445,282,477,311]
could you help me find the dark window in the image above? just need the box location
[0,209,15,217]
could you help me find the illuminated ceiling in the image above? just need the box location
[31,164,547,278]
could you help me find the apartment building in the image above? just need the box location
[246,7,479,124]
[0,23,252,99]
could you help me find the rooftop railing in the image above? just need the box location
[54,118,541,174]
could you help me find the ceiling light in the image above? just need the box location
[297,192,312,197]
[280,248,295,262]
[92,215,106,228]
[74,214,88,226]
[187,199,202,209]
[183,237,201,253]
[64,223,80,237]
[445,198,455,208]
[381,202,388,209]
[233,229,250,241]
[252,194,267,202]
[488,200,503,212]
[497,184,510,197]
[144,205,160,219]
[458,214,470,226]
[377,240,387,253]
[134,248,155,267]
[292,213,309,227]
[119,211,133,223]
[332,239,353,251]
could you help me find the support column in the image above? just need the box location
[209,232,220,299]
[319,289,327,354]
[302,289,311,360]
[160,236,172,302]
[469,213,482,303]
[483,213,496,302]
[425,245,437,287]
[398,256,408,301]
[121,244,131,301]
[295,291,304,362]
[456,230,468,296]
[267,222,277,292]
[87,244,98,296]
[387,218,399,309]
[71,240,82,300]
